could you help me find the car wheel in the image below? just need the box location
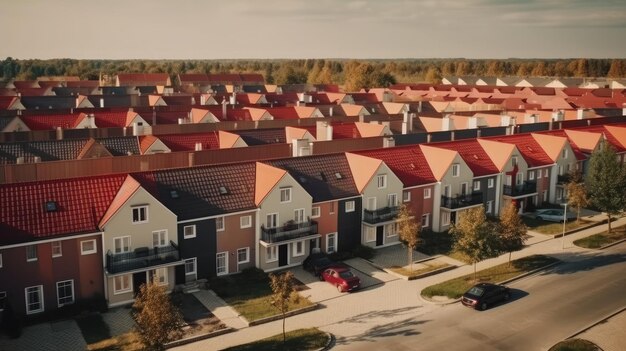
[318,274,324,281]
[337,284,345,293]
[480,302,488,311]
[503,292,510,301]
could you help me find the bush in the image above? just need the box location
[352,244,375,260]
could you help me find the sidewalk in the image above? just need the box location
[170,215,626,351]
[575,308,626,351]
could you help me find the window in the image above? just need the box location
[152,230,167,248]
[366,197,377,211]
[443,185,451,197]
[556,188,563,200]
[266,246,278,262]
[184,258,197,279]
[184,225,196,239]
[562,149,568,159]
[385,223,398,237]
[543,190,548,202]
[473,181,480,191]
[294,208,305,223]
[442,212,450,226]
[486,201,493,214]
[311,206,320,218]
[488,178,494,188]
[511,157,518,167]
[326,233,337,253]
[329,202,335,214]
[240,215,252,228]
[266,213,278,228]
[0,291,6,311]
[516,173,523,186]
[424,188,431,199]
[461,182,469,195]
[388,194,398,207]
[26,245,37,262]
[345,201,355,213]
[216,216,224,232]
[421,214,430,228]
[216,252,228,276]
[529,171,535,181]
[113,275,131,294]
[544,169,549,177]
[56,280,74,307]
[403,191,411,202]
[237,247,250,264]
[150,268,168,285]
[81,239,97,255]
[132,206,148,223]
[280,188,292,203]
[25,285,44,314]
[51,241,62,258]
[558,165,563,176]
[293,241,304,257]
[0,253,2,268]
[365,227,376,242]
[113,236,130,254]
[452,164,460,177]
[377,174,387,189]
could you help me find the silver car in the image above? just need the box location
[534,209,576,222]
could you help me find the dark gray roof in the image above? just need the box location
[96,136,141,156]
[234,129,286,146]
[0,139,88,164]
[19,96,75,109]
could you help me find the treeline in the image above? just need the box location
[1,57,625,91]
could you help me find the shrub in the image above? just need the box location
[352,244,375,260]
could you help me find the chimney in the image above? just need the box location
[200,94,206,105]
[576,108,584,120]
[132,122,139,136]
[229,92,236,105]
[88,113,96,128]
[195,142,202,151]
[296,100,301,107]
[178,118,185,125]
[316,121,333,141]
[622,103,626,116]
[222,97,227,120]
[418,101,423,113]
[99,98,104,108]
[34,156,41,163]
[16,157,24,164]
[383,137,395,148]
[402,110,409,135]
[329,107,333,117]
[55,126,63,140]
[359,114,365,123]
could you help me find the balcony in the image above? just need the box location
[441,192,483,210]
[261,220,318,244]
[363,206,399,224]
[557,174,570,184]
[106,241,181,274]
[503,181,537,197]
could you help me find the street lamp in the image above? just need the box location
[562,203,568,249]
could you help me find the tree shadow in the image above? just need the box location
[537,252,626,276]
[334,317,428,345]
[337,306,421,325]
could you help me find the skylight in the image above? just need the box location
[170,190,179,199]
[45,201,57,212]
[219,186,229,195]
[335,172,343,179]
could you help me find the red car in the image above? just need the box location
[321,267,361,292]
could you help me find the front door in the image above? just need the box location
[376,226,384,246]
[278,244,288,266]
[310,238,319,253]
[133,272,147,296]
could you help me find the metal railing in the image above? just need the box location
[441,192,483,209]
[106,240,180,274]
[261,220,318,243]
[503,181,537,197]
[363,206,399,224]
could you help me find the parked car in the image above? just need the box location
[321,266,361,292]
[535,208,576,222]
[461,282,510,310]
[303,253,342,277]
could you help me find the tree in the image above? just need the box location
[586,143,626,233]
[269,271,295,344]
[607,59,624,78]
[397,204,422,270]
[132,280,185,351]
[451,207,500,281]
[566,169,590,223]
[498,203,527,265]
[424,66,441,84]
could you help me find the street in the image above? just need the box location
[335,243,626,351]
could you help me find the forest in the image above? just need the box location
[1,57,625,91]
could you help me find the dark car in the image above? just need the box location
[302,253,340,277]
[321,267,361,292]
[461,283,510,310]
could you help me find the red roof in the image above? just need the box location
[0,174,127,244]
[157,132,220,151]
[355,146,436,186]
[483,134,554,167]
[20,113,84,130]
[117,73,170,85]
[538,129,589,160]
[576,124,626,152]
[0,96,19,109]
[93,111,133,128]
[429,139,499,176]
[265,107,299,120]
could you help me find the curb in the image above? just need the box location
[317,332,335,351]
[385,264,457,281]
[598,237,626,250]
[165,326,235,349]
[565,306,626,340]
[247,303,319,327]
[418,260,562,305]
[551,219,608,239]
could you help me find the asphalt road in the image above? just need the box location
[336,243,626,351]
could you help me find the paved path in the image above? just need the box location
[192,290,248,329]
[576,309,626,351]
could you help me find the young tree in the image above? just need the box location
[566,170,590,223]
[498,203,527,265]
[397,204,422,271]
[451,207,500,281]
[269,271,295,344]
[586,143,626,233]
[132,280,185,351]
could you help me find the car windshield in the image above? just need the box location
[467,286,485,297]
[339,271,354,279]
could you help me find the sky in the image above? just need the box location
[1,0,625,60]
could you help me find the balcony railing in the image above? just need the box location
[363,206,399,224]
[503,181,537,197]
[441,192,483,209]
[106,241,180,274]
[261,220,318,244]
[557,174,570,184]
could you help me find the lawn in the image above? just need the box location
[548,338,600,351]
[209,268,313,322]
[421,255,559,299]
[76,313,142,351]
[388,262,451,278]
[416,230,472,264]
[223,328,328,351]
[522,217,592,235]
[574,224,626,249]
